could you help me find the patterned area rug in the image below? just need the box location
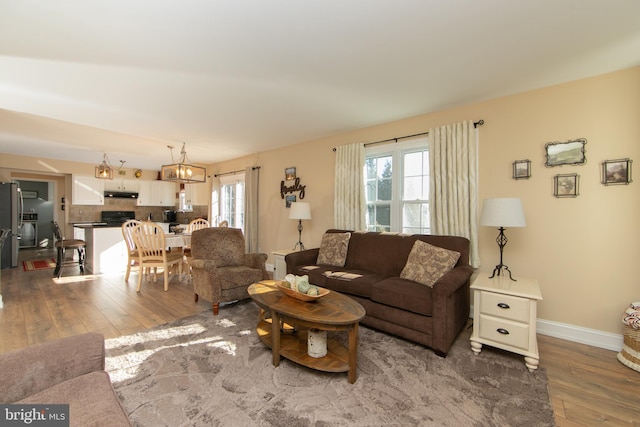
[106,301,555,426]
[22,258,56,271]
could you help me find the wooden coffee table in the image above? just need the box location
[248,280,366,383]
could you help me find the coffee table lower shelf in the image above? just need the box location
[256,319,351,374]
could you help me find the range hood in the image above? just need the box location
[104,191,139,199]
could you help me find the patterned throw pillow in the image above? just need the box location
[317,232,351,267]
[400,240,461,287]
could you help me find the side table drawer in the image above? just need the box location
[479,292,530,323]
[478,315,530,350]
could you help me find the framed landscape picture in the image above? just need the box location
[554,173,579,198]
[602,158,632,185]
[513,159,531,179]
[545,138,587,167]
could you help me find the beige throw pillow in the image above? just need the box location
[400,240,461,287]
[317,232,351,267]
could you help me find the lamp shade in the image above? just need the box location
[289,202,311,220]
[479,198,526,227]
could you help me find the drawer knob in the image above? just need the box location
[497,302,510,309]
[497,328,510,335]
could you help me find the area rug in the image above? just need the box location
[105,301,555,426]
[22,258,56,271]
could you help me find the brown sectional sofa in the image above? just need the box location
[0,333,131,426]
[286,230,473,356]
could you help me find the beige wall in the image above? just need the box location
[212,66,640,335]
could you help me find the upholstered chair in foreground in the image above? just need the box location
[190,227,268,315]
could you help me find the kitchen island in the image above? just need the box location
[74,224,128,274]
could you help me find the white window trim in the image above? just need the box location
[365,136,429,233]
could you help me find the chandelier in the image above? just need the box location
[161,143,206,184]
[95,153,126,180]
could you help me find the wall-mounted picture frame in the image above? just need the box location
[285,195,296,208]
[22,190,38,199]
[602,158,632,185]
[513,159,531,179]
[554,173,579,198]
[285,167,296,181]
[545,138,587,167]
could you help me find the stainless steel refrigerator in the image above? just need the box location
[0,182,23,269]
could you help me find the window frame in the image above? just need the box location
[365,137,430,234]
[218,173,245,231]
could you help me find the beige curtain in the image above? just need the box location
[244,166,259,252]
[334,143,365,230]
[429,121,480,267]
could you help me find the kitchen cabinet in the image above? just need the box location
[72,175,104,205]
[184,183,209,206]
[137,181,176,207]
[104,178,139,192]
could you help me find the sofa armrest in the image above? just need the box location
[0,332,105,403]
[431,265,474,355]
[285,249,320,274]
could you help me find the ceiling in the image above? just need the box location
[1,0,639,171]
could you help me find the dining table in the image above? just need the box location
[164,232,191,248]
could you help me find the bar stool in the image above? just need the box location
[51,221,86,278]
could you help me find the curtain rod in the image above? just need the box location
[331,119,484,152]
[213,166,260,178]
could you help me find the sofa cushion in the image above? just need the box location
[371,277,434,316]
[317,232,351,267]
[322,270,385,299]
[18,371,131,426]
[400,240,460,287]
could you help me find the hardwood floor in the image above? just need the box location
[2,248,639,425]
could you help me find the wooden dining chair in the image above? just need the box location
[184,218,210,277]
[121,219,142,282]
[131,221,183,292]
[51,221,86,279]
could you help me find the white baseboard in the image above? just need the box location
[536,318,623,352]
[470,305,623,352]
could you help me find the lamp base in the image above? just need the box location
[292,219,305,251]
[489,264,516,281]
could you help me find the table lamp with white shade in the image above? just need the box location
[480,198,526,281]
[289,202,311,251]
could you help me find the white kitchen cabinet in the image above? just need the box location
[137,181,176,207]
[72,175,104,205]
[184,183,209,206]
[105,178,139,192]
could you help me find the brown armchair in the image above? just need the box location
[190,227,268,315]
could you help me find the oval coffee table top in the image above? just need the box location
[248,280,365,325]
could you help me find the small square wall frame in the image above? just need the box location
[602,158,632,185]
[554,173,579,198]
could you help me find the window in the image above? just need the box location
[219,173,245,230]
[365,138,430,234]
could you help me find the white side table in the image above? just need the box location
[272,249,296,280]
[470,275,543,372]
